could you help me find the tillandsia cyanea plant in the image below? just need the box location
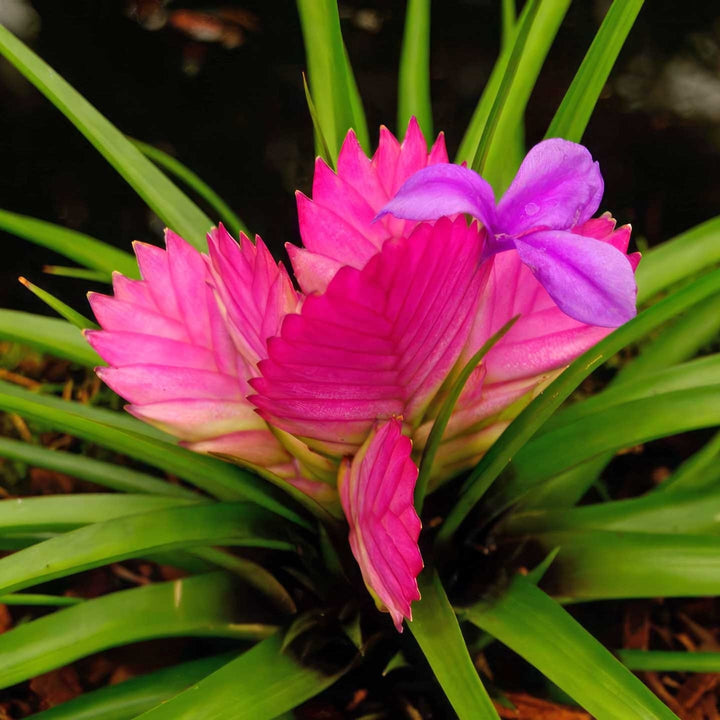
[0,1,719,719]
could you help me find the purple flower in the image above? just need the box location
[377,138,638,327]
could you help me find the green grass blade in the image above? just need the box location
[0,502,292,597]
[0,493,199,532]
[636,215,720,305]
[463,575,678,719]
[472,0,571,190]
[0,26,213,247]
[503,484,720,537]
[43,265,111,281]
[416,316,518,510]
[455,0,523,165]
[494,385,720,511]
[517,312,720,510]
[0,436,197,497]
[135,632,349,720]
[28,652,237,720]
[398,0,433,140]
[296,0,367,162]
[537,530,720,600]
[302,72,334,165]
[0,310,100,366]
[618,650,720,673]
[0,380,310,526]
[190,546,296,615]
[659,429,720,494]
[437,268,720,546]
[0,572,275,690]
[341,43,370,153]
[540,355,720,436]
[409,571,500,720]
[0,208,137,279]
[19,277,97,329]
[545,0,644,142]
[0,593,83,607]
[132,139,247,236]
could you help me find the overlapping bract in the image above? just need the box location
[87,120,639,630]
[339,419,422,632]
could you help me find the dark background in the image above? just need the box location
[1,0,719,315]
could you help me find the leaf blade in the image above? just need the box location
[409,571,500,720]
[0,502,292,597]
[398,0,433,140]
[0,26,213,246]
[0,572,274,690]
[0,208,137,279]
[463,575,678,719]
[135,631,348,720]
[545,0,644,142]
[438,268,720,545]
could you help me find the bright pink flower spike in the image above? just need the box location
[251,217,488,455]
[339,418,422,632]
[290,117,448,294]
[86,228,296,469]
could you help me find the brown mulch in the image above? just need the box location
[623,600,720,719]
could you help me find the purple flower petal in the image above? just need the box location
[375,163,497,231]
[513,229,637,327]
[497,139,604,236]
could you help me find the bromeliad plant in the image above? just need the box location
[0,1,718,719]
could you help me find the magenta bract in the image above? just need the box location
[88,120,640,630]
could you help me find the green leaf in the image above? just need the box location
[302,72,334,165]
[0,380,310,527]
[0,593,83,607]
[135,631,349,719]
[0,310,100,366]
[539,355,720,436]
[43,265,111,281]
[0,572,275,690]
[545,0,644,142]
[503,483,720,537]
[636,215,720,305]
[617,293,720,384]
[342,42,371,153]
[409,571,500,720]
[516,314,720,510]
[398,0,433,140]
[493,385,720,513]
[190,546,297,615]
[471,0,571,190]
[463,575,678,719]
[19,276,97,329]
[617,650,720,673]
[658,429,720,494]
[0,26,213,247]
[0,436,198,497]
[132,139,248,236]
[296,0,369,162]
[0,208,137,279]
[0,502,293,597]
[0,493,199,532]
[437,267,720,546]
[415,316,518,511]
[537,530,720,600]
[28,652,237,720]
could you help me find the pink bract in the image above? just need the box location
[288,117,448,294]
[86,228,295,471]
[339,419,422,632]
[87,120,641,632]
